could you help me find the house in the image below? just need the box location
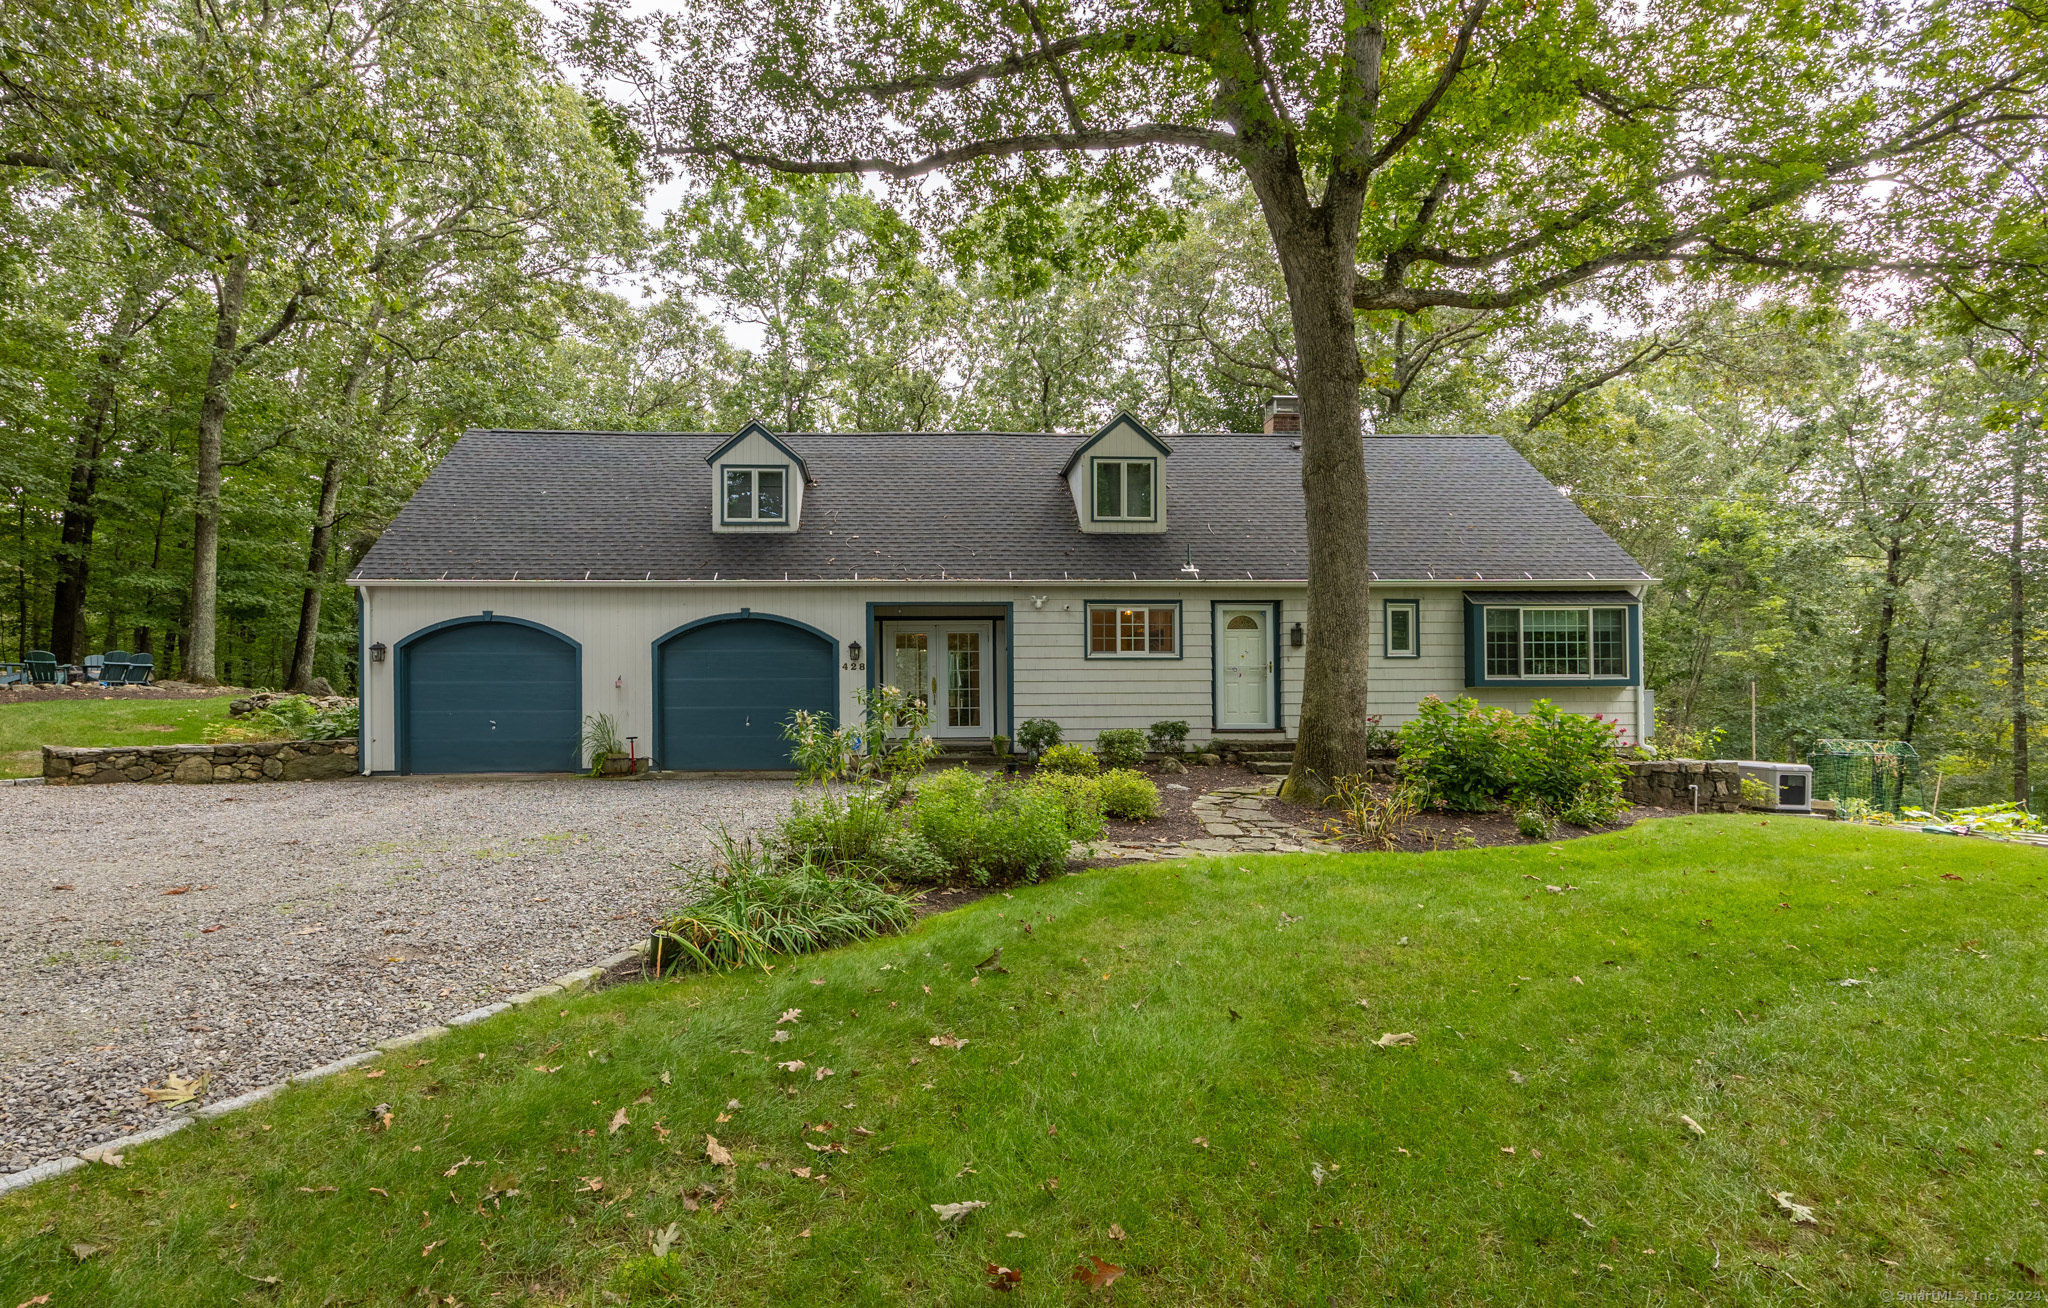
[348,402,1654,774]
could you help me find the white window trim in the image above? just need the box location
[1089,457,1158,522]
[721,465,789,524]
[1084,602,1181,658]
[1384,600,1420,658]
[1483,605,1630,680]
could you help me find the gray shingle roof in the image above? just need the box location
[350,429,1649,584]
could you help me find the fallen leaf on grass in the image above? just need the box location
[2016,1261,2044,1286]
[364,1069,385,1079]
[661,1071,672,1085]
[1569,976,1584,985]
[1941,873,1964,882]
[813,1066,834,1081]
[609,1107,630,1135]
[986,1262,1022,1290]
[16,1295,51,1306]
[1192,1137,1208,1148]
[1771,1191,1818,1225]
[577,1177,604,1192]
[929,1034,968,1049]
[799,1227,812,1238]
[70,1243,102,1261]
[368,1187,389,1198]
[296,1186,338,1194]
[651,1221,680,1257]
[1680,1115,1706,1137]
[1373,1032,1418,1048]
[1073,1255,1125,1290]
[705,1136,733,1167]
[85,1150,123,1168]
[778,1008,802,1024]
[1108,1223,1127,1241]
[421,1240,444,1257]
[805,1141,849,1154]
[443,1158,479,1177]
[1573,1212,1594,1229]
[771,1030,791,1043]
[930,1200,988,1223]
[776,1060,806,1073]
[533,1064,563,1074]
[140,1071,209,1106]
[790,1166,812,1179]
[1508,1070,1525,1084]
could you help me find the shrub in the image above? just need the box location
[1094,728,1148,769]
[1098,768,1160,820]
[1028,770,1106,841]
[907,768,991,870]
[784,686,938,786]
[212,694,359,743]
[1739,775,1774,809]
[1514,808,1553,839]
[1397,696,1627,819]
[1016,718,1063,754]
[975,782,1072,882]
[1038,742,1100,775]
[1147,720,1190,758]
[651,862,915,973]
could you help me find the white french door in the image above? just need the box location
[1216,606,1273,729]
[885,622,994,738]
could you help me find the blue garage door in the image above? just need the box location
[659,618,834,770]
[401,620,580,773]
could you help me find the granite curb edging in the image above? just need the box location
[0,939,653,1196]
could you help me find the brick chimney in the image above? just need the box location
[1260,394,1301,434]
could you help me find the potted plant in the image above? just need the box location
[581,713,631,777]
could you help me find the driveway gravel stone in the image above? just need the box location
[0,774,791,1171]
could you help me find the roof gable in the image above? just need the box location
[1058,412,1173,477]
[705,421,809,479]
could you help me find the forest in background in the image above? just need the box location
[3,0,2044,802]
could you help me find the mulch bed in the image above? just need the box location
[1100,761,1257,848]
[1262,787,1664,852]
[0,679,255,705]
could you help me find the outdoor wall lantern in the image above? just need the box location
[848,640,863,664]
[369,642,388,663]
[1290,623,1304,648]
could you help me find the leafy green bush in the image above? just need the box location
[1028,770,1106,840]
[1147,720,1190,758]
[651,863,916,974]
[1514,808,1553,839]
[1038,742,1099,775]
[1397,696,1627,820]
[784,686,938,786]
[907,768,990,870]
[975,782,1072,882]
[1094,728,1147,769]
[1098,768,1160,820]
[1739,775,1773,809]
[1016,718,1063,754]
[211,695,359,743]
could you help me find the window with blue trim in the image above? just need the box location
[1483,606,1628,678]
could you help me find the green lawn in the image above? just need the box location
[0,696,237,777]
[3,816,2044,1304]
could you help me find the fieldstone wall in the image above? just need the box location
[43,740,359,785]
[1623,759,1743,812]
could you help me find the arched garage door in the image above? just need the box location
[400,619,580,773]
[658,616,835,770]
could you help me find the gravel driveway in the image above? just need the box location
[0,775,792,1172]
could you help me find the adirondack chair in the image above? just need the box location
[0,662,22,686]
[100,650,131,685]
[83,654,104,681]
[125,651,154,685]
[24,651,59,684]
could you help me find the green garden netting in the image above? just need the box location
[1807,739,1924,815]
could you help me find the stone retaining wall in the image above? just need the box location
[1621,759,1743,812]
[43,740,359,785]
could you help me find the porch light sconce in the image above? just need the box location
[1289,623,1304,648]
[848,640,863,664]
[369,642,387,663]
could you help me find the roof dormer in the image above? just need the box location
[706,421,807,533]
[1060,413,1172,534]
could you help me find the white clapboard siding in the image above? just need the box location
[354,580,1640,771]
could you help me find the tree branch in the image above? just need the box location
[856,31,1194,98]
[666,123,1239,179]
[1359,0,1489,174]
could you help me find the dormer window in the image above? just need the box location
[723,467,787,523]
[707,421,807,533]
[1092,458,1156,521]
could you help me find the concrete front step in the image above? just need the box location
[1252,761,1293,775]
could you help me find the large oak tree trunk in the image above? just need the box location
[187,253,252,685]
[1263,216,1375,801]
[2012,426,2030,806]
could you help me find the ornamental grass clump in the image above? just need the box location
[652,834,917,974]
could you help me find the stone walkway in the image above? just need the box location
[1088,779,1341,862]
